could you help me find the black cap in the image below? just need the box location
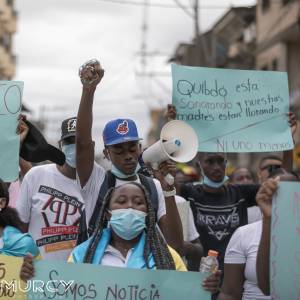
[20,120,65,166]
[61,117,77,141]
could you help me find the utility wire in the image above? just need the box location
[172,0,194,17]
[98,0,233,9]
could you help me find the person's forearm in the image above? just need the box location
[217,293,238,300]
[282,150,293,171]
[77,88,95,143]
[76,87,96,187]
[257,217,271,295]
[184,241,203,271]
[160,196,184,255]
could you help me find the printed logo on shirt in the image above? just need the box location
[37,185,83,251]
[36,233,78,252]
[194,203,242,241]
[67,118,77,132]
[116,121,129,135]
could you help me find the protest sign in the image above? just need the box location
[270,182,300,299]
[172,64,293,152]
[0,255,26,299]
[0,81,23,181]
[26,260,210,300]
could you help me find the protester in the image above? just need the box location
[256,156,282,184]
[229,167,262,223]
[20,182,221,294]
[16,117,84,261]
[0,179,39,257]
[229,167,254,185]
[256,169,300,296]
[218,168,299,300]
[75,59,183,254]
[256,112,297,184]
[182,152,260,273]
[167,105,297,275]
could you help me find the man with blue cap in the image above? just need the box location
[75,59,184,255]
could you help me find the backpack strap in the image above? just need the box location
[87,171,116,237]
[138,173,159,217]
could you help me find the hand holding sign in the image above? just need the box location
[270,182,300,299]
[256,177,279,219]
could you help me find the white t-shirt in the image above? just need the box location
[78,163,166,227]
[16,164,84,261]
[225,221,271,300]
[0,237,3,249]
[247,206,262,224]
[175,195,199,242]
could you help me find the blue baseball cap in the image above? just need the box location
[103,118,142,146]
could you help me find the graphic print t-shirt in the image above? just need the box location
[17,164,84,261]
[181,183,259,270]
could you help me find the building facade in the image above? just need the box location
[256,0,300,147]
[0,0,17,80]
[158,2,300,171]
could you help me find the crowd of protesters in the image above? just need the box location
[0,59,299,299]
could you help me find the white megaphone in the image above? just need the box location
[141,120,199,185]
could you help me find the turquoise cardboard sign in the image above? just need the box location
[0,81,23,182]
[270,182,300,299]
[27,260,210,300]
[172,64,293,152]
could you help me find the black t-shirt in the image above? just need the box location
[181,183,259,271]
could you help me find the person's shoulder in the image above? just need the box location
[70,238,93,263]
[234,221,262,239]
[91,161,106,178]
[226,183,259,191]
[174,195,186,203]
[182,182,203,196]
[25,163,56,178]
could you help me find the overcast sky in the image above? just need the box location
[14,0,255,150]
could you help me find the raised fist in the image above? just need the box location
[79,59,104,89]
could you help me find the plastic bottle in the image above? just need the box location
[199,250,219,274]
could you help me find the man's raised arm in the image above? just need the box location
[76,59,104,187]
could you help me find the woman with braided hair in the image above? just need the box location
[20,182,221,293]
[71,182,179,269]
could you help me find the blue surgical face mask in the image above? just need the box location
[108,208,146,240]
[203,175,229,188]
[62,144,76,168]
[111,164,140,179]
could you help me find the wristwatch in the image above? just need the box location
[162,187,176,197]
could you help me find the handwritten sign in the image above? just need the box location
[27,260,210,300]
[172,64,293,152]
[270,182,300,299]
[0,81,23,181]
[0,255,26,299]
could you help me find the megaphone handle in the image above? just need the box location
[164,173,175,186]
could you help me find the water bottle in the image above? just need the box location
[199,250,219,274]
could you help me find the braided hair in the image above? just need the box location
[0,179,24,232]
[83,182,176,270]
